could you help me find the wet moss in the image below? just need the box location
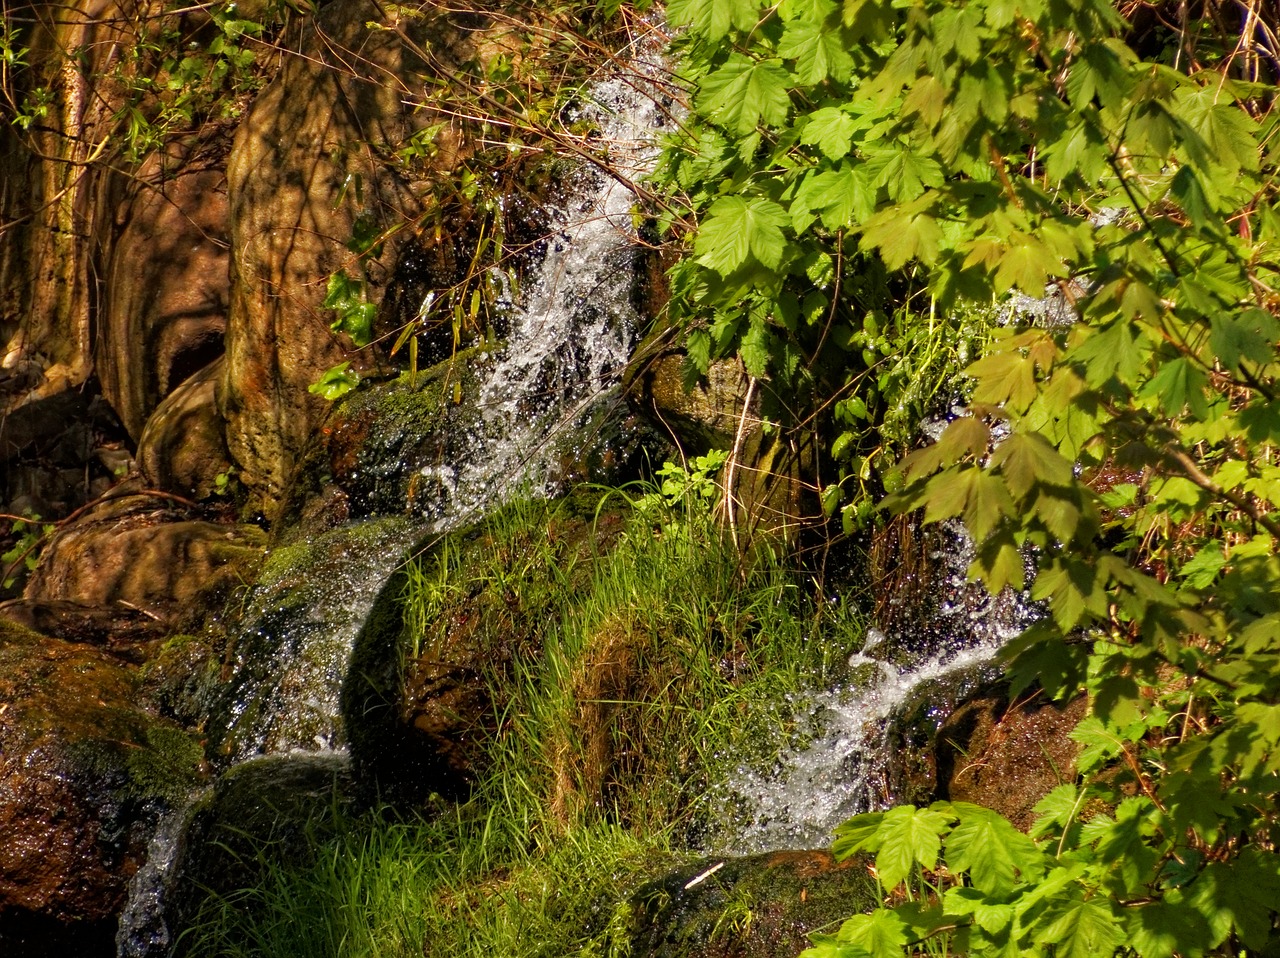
[627,851,880,958]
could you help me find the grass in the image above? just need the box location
[179,469,867,958]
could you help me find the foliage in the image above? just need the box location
[184,478,865,956]
[654,0,1001,528]
[662,0,1280,954]
[2,511,56,590]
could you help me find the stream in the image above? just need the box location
[114,39,1024,958]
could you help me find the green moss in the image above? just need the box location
[628,853,881,958]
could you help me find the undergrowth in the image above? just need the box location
[179,466,866,958]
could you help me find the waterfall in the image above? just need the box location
[115,41,669,958]
[716,523,1034,854]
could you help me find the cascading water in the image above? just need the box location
[116,41,670,958]
[215,51,669,765]
[716,522,1035,854]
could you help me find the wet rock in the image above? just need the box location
[23,494,266,628]
[137,358,234,500]
[201,516,416,761]
[626,340,749,450]
[161,753,355,958]
[628,851,880,958]
[316,360,486,522]
[936,686,1087,830]
[0,619,206,926]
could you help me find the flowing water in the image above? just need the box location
[717,523,1034,854]
[116,41,670,958]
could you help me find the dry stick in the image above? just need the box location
[723,374,757,553]
[1163,445,1280,544]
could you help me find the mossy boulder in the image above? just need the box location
[627,851,880,958]
[198,515,417,762]
[0,619,206,928]
[164,753,355,958]
[342,493,623,802]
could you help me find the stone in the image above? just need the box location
[136,358,234,500]
[0,599,168,665]
[0,619,206,925]
[23,494,266,628]
[936,687,1087,830]
[625,341,814,536]
[627,851,880,958]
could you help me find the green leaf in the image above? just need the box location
[778,18,854,84]
[967,352,1039,412]
[970,529,1026,592]
[309,361,360,401]
[1210,308,1279,373]
[695,196,790,273]
[864,146,945,203]
[993,233,1068,295]
[834,910,910,957]
[873,805,953,889]
[1068,716,1124,772]
[1037,894,1125,958]
[791,164,876,231]
[1183,851,1280,950]
[1137,356,1209,419]
[946,804,1043,894]
[989,432,1075,499]
[861,206,942,269]
[1126,898,1214,958]
[832,812,886,859]
[800,107,858,160]
[1072,320,1148,388]
[698,56,792,134]
[667,0,763,38]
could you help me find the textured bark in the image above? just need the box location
[219,1,438,506]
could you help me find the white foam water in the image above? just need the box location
[717,524,1032,854]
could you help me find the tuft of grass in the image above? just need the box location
[180,469,867,957]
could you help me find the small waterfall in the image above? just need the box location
[116,42,669,958]
[718,524,1034,854]
[207,52,667,765]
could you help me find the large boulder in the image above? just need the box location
[936,688,1087,830]
[625,340,814,534]
[0,620,206,927]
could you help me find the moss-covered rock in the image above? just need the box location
[341,494,624,802]
[165,753,355,958]
[627,851,880,958]
[0,618,207,927]
[197,515,417,762]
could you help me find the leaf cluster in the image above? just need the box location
[661,0,1280,953]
